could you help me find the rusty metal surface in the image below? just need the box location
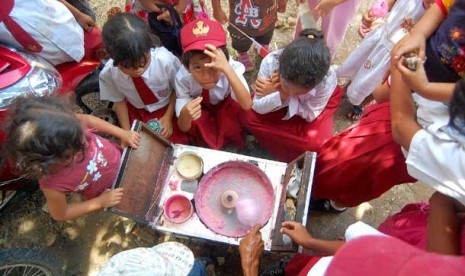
[110,121,173,224]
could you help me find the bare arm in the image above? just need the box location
[158,92,176,138]
[211,0,228,23]
[389,66,421,151]
[427,192,461,255]
[281,221,345,255]
[174,0,187,13]
[112,101,131,131]
[396,59,455,102]
[57,0,95,31]
[239,225,264,276]
[75,113,140,148]
[42,187,123,221]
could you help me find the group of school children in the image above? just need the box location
[1,0,465,274]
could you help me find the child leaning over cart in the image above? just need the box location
[240,29,343,162]
[1,96,140,221]
[175,18,252,150]
[99,13,188,144]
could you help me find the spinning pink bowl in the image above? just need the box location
[195,161,275,237]
[164,194,194,224]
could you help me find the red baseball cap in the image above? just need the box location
[326,236,465,276]
[181,18,227,52]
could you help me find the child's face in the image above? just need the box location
[279,77,311,97]
[118,54,151,78]
[188,55,221,90]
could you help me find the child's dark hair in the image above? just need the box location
[181,46,229,68]
[102,13,161,69]
[449,77,465,135]
[279,29,330,89]
[1,96,85,179]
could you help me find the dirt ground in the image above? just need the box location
[0,1,433,275]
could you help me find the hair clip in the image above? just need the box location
[307,34,315,39]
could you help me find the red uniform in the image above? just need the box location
[312,102,416,207]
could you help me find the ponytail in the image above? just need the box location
[278,28,330,89]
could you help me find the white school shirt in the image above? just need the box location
[99,47,181,113]
[174,59,249,117]
[252,50,337,123]
[0,0,84,65]
[401,93,465,206]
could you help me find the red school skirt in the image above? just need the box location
[378,202,465,254]
[311,102,416,207]
[240,86,344,162]
[127,102,189,144]
[189,96,246,150]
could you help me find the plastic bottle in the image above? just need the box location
[298,2,316,29]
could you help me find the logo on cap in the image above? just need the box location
[192,21,209,36]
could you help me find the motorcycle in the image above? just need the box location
[0,30,111,210]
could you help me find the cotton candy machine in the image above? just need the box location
[110,121,315,251]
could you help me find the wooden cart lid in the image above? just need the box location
[109,120,174,224]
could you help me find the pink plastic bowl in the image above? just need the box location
[164,194,194,224]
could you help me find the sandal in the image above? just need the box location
[346,105,364,121]
[310,199,347,213]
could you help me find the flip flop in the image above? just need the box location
[346,105,364,121]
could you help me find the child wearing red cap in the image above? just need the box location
[175,18,252,149]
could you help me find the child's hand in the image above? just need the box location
[281,221,313,247]
[98,188,124,208]
[204,44,230,73]
[278,0,288,13]
[391,33,426,66]
[396,57,429,94]
[158,115,173,138]
[361,11,374,28]
[255,74,280,96]
[77,13,95,31]
[120,130,141,149]
[157,9,174,24]
[184,97,203,121]
[212,8,228,24]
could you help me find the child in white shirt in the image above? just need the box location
[0,0,84,65]
[240,29,342,162]
[175,18,252,149]
[99,13,187,143]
